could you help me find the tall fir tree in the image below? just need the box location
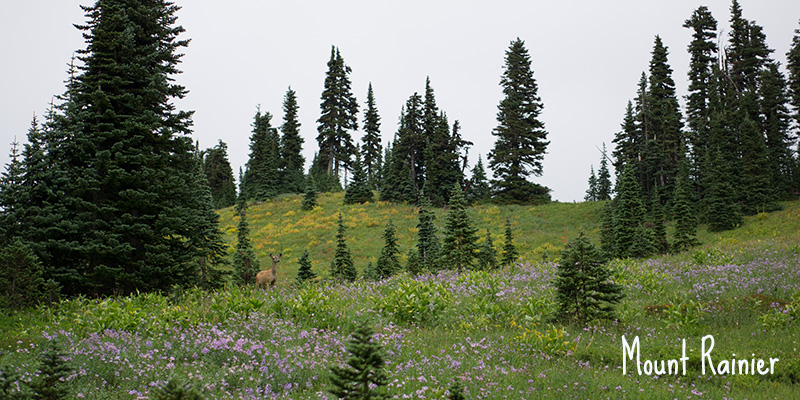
[26,0,220,295]
[759,62,794,199]
[0,137,24,245]
[488,38,551,204]
[362,83,383,189]
[424,112,463,207]
[501,216,519,267]
[415,197,441,271]
[596,143,612,200]
[380,103,420,203]
[683,6,718,194]
[202,140,237,209]
[611,101,639,180]
[244,109,280,201]
[466,155,491,204]
[584,165,598,202]
[440,184,478,270]
[612,164,649,258]
[376,219,401,279]
[233,170,260,285]
[330,213,357,281]
[703,150,743,231]
[189,147,229,290]
[317,46,359,182]
[280,87,305,194]
[788,19,800,129]
[344,147,373,204]
[553,233,623,324]
[328,323,389,400]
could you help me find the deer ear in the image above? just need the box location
[278,253,282,258]
[269,253,273,257]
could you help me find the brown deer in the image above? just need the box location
[255,253,282,290]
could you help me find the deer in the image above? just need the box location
[255,253,282,290]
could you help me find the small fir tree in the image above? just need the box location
[447,380,467,400]
[328,323,389,400]
[597,143,613,200]
[0,239,59,311]
[599,201,616,258]
[302,174,318,211]
[466,155,491,204]
[553,233,624,325]
[477,228,498,270]
[440,184,479,270]
[0,138,25,244]
[279,87,306,194]
[501,217,519,267]
[0,363,25,400]
[376,219,401,278]
[232,170,260,285]
[330,213,357,281]
[362,83,383,189]
[151,379,204,400]
[415,197,441,271]
[29,341,73,400]
[405,247,423,276]
[584,165,598,201]
[296,250,317,284]
[613,164,649,258]
[344,148,373,204]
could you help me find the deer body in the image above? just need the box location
[256,253,282,290]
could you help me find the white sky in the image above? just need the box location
[2,1,799,202]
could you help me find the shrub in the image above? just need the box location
[329,323,388,399]
[377,278,451,326]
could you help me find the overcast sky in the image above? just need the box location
[2,1,799,202]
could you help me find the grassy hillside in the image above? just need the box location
[218,192,800,284]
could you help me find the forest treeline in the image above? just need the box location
[1,0,800,302]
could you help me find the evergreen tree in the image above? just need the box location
[244,109,280,201]
[280,87,305,194]
[672,154,700,251]
[380,136,417,203]
[188,148,229,290]
[726,0,773,93]
[488,38,551,204]
[447,381,467,400]
[232,170,260,285]
[28,0,218,296]
[788,19,800,129]
[415,197,441,271]
[151,379,204,400]
[362,83,383,189]
[376,219,400,278]
[440,184,478,270]
[328,323,389,400]
[645,36,684,205]
[703,151,743,231]
[296,250,317,284]
[648,184,669,254]
[584,165,598,202]
[202,140,237,209]
[611,101,639,179]
[330,213,356,281]
[0,239,59,311]
[392,94,426,196]
[301,174,318,211]
[599,201,616,257]
[613,164,649,258]
[553,233,623,324]
[0,137,24,244]
[759,62,794,199]
[466,155,491,204]
[501,216,519,267]
[477,228,498,270]
[317,46,359,181]
[683,6,718,193]
[424,112,463,207]
[29,341,73,400]
[344,147,373,204]
[737,112,777,213]
[597,143,612,200]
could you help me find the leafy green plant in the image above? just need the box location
[376,278,451,326]
[514,323,576,357]
[664,300,705,334]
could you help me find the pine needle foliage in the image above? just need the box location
[330,213,357,282]
[501,217,519,267]
[440,184,478,270]
[302,174,318,211]
[29,341,73,400]
[376,219,401,279]
[151,379,204,400]
[296,250,317,284]
[328,323,389,400]
[554,233,624,325]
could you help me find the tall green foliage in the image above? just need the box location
[466,155,490,204]
[596,143,612,200]
[232,172,259,285]
[328,323,389,399]
[553,234,623,325]
[585,165,598,202]
[301,174,318,211]
[244,109,280,201]
[789,19,800,129]
[477,228,498,270]
[202,140,237,209]
[362,83,383,189]
[23,0,218,296]
[440,185,478,270]
[415,198,441,271]
[296,250,317,284]
[330,213,357,282]
[317,46,359,182]
[0,137,24,244]
[672,155,700,251]
[501,217,519,267]
[488,38,551,204]
[613,164,649,258]
[280,87,305,194]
